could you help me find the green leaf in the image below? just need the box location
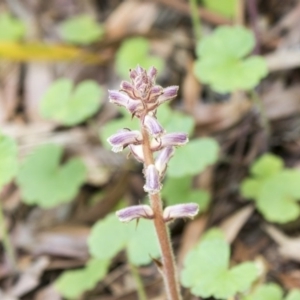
[0,134,18,190]
[250,154,284,179]
[286,290,300,300]
[162,176,210,211]
[243,283,283,300]
[0,12,26,42]
[202,0,237,18]
[17,144,86,208]
[158,104,195,135]
[88,213,160,266]
[41,78,103,126]
[241,153,300,223]
[54,259,109,299]
[167,138,219,177]
[59,14,104,45]
[194,26,268,93]
[115,37,164,78]
[181,229,258,299]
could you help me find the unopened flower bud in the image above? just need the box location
[143,164,161,194]
[116,205,154,222]
[120,81,136,100]
[107,130,142,152]
[151,132,188,151]
[155,146,175,176]
[163,203,199,222]
[144,115,164,137]
[148,66,157,82]
[157,86,179,104]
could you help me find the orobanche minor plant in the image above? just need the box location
[106,66,199,299]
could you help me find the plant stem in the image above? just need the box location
[0,201,16,270]
[189,0,202,41]
[128,260,148,300]
[249,89,270,137]
[141,126,182,300]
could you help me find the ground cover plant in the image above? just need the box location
[0,1,300,300]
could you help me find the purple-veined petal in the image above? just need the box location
[107,130,142,152]
[116,205,154,222]
[163,203,199,222]
[144,115,165,137]
[120,81,137,100]
[155,146,175,176]
[157,86,179,104]
[129,144,144,163]
[148,85,163,103]
[151,132,188,151]
[143,164,161,194]
[108,90,142,114]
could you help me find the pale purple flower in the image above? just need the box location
[148,85,163,103]
[151,132,188,151]
[107,130,142,152]
[157,86,179,104]
[163,203,199,222]
[120,81,137,100]
[144,115,164,137]
[116,205,154,222]
[129,144,144,163]
[155,146,175,176]
[108,90,141,113]
[143,164,161,194]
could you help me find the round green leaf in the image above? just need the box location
[250,154,283,179]
[41,78,103,126]
[17,144,86,208]
[257,175,300,223]
[286,290,300,300]
[0,134,18,189]
[127,218,160,265]
[115,37,164,78]
[243,283,283,300]
[59,14,104,45]
[202,0,237,18]
[162,176,210,211]
[88,213,133,260]
[0,12,25,42]
[194,26,268,93]
[89,213,160,266]
[167,138,219,177]
[54,259,109,299]
[181,229,258,299]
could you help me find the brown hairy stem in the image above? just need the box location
[141,126,182,300]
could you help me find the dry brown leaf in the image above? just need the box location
[105,1,158,40]
[34,285,61,300]
[264,224,300,262]
[220,205,254,244]
[10,256,50,297]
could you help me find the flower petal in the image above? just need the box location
[107,130,142,152]
[163,203,199,222]
[151,132,188,151]
[157,86,179,104]
[143,164,161,194]
[116,205,154,222]
[155,146,175,176]
[144,115,165,137]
